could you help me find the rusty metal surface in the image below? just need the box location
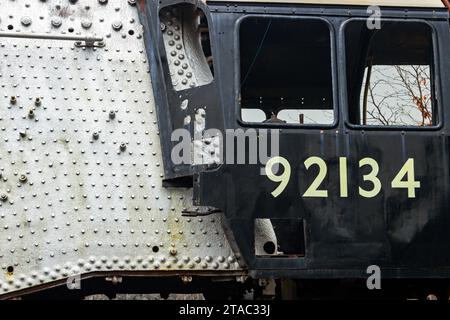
[0,0,243,296]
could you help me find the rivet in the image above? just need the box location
[19,130,27,138]
[51,18,62,28]
[112,21,122,31]
[28,109,35,119]
[10,96,17,105]
[0,194,7,202]
[109,110,116,119]
[19,174,27,183]
[92,132,99,140]
[35,97,41,106]
[81,20,92,29]
[169,248,177,256]
[21,16,32,27]
[120,142,126,152]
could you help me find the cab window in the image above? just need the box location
[345,21,437,127]
[239,17,334,125]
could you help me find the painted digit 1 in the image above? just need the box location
[339,157,348,197]
[265,156,291,198]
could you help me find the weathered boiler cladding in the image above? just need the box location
[0,0,245,297]
[0,0,449,298]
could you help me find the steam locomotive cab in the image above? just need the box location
[142,0,450,279]
[0,0,449,299]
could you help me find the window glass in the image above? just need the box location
[239,17,334,125]
[241,108,267,122]
[345,21,436,127]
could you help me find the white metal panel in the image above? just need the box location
[0,0,243,297]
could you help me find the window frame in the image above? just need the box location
[340,18,443,131]
[235,15,339,129]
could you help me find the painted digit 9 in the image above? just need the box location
[265,156,291,198]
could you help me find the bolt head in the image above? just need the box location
[51,17,62,28]
[0,194,8,202]
[81,20,92,29]
[21,16,32,27]
[112,21,123,31]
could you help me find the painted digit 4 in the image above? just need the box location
[391,158,420,198]
[265,156,291,198]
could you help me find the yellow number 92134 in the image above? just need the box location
[265,156,420,199]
